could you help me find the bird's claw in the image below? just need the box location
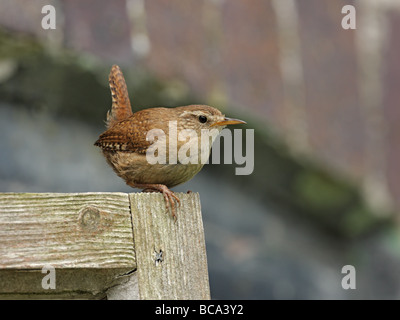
[161,189,180,221]
[141,185,180,221]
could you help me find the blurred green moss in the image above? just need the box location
[0,28,193,126]
[0,29,42,59]
[294,171,353,211]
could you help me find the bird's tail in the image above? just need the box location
[106,65,133,128]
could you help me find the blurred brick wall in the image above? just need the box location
[1,0,400,213]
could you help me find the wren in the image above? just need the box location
[94,65,246,219]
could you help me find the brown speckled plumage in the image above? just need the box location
[94,65,245,219]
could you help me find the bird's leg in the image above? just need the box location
[127,182,180,220]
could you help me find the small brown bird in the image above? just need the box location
[95,65,245,219]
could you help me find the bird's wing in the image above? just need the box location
[94,118,150,154]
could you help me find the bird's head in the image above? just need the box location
[177,105,246,133]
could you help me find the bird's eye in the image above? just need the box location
[198,115,207,123]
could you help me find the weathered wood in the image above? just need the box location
[130,192,210,300]
[0,192,210,299]
[0,192,135,298]
[106,272,139,300]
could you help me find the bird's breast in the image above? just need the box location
[103,150,205,188]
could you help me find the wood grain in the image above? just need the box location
[130,192,210,300]
[0,192,210,299]
[0,192,135,298]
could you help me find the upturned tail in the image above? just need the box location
[106,65,133,128]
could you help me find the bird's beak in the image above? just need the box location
[211,117,246,127]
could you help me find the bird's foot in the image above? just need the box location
[129,182,180,220]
